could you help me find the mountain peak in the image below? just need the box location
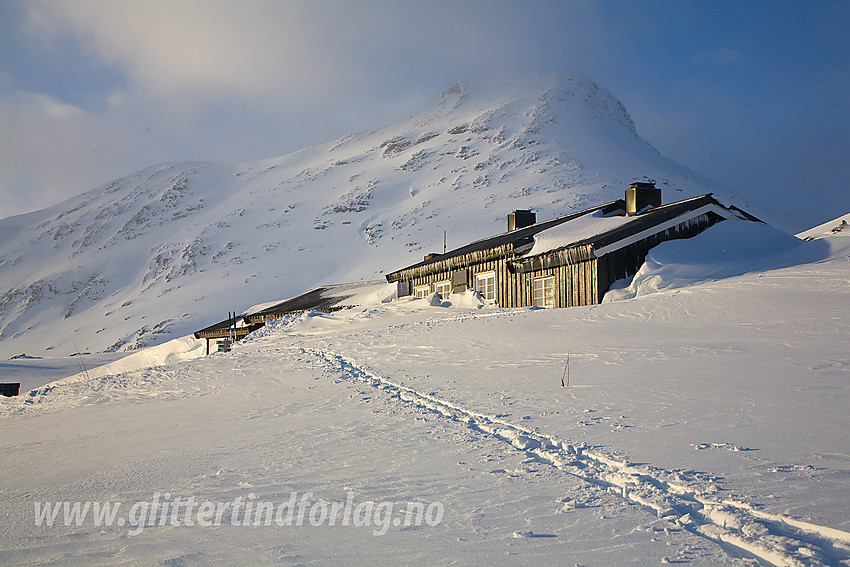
[431,71,635,134]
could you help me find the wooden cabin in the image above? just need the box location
[384,183,760,309]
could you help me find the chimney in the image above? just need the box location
[508,210,536,231]
[625,182,661,215]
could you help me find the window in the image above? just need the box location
[532,275,555,308]
[475,271,496,303]
[434,281,451,301]
[414,285,431,299]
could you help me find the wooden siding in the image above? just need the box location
[386,244,514,284]
[195,325,260,340]
[401,255,602,308]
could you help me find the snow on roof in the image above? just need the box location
[528,210,633,256]
[591,202,734,257]
[246,281,389,320]
[524,196,745,261]
[795,213,850,241]
[243,299,288,316]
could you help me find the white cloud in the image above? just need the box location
[1,0,622,217]
[0,91,154,217]
[24,0,615,104]
[26,1,330,101]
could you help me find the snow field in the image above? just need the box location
[1,221,848,565]
[0,334,731,565]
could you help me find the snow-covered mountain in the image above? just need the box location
[0,72,747,358]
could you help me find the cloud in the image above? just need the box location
[0,0,626,217]
[26,1,331,101]
[0,91,155,217]
[3,0,845,230]
[24,0,616,104]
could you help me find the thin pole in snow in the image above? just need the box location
[443,231,447,254]
[73,343,90,380]
[561,354,570,388]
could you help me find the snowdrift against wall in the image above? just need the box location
[604,220,830,302]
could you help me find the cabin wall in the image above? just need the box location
[403,256,600,308]
[510,258,599,308]
[395,211,724,309]
[404,257,509,303]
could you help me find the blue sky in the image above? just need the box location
[1,0,847,230]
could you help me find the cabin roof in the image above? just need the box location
[548,194,720,253]
[245,280,386,322]
[386,193,760,280]
[193,281,386,338]
[562,193,759,254]
[389,200,624,275]
[194,316,246,337]
[193,316,259,339]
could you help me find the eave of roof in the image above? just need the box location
[193,317,244,336]
[195,325,259,340]
[193,315,260,339]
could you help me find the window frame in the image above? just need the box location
[532,275,555,308]
[434,280,452,301]
[475,271,496,303]
[413,285,431,299]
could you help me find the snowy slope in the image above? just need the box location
[0,227,847,565]
[0,72,743,359]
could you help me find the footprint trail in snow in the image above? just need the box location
[310,347,850,567]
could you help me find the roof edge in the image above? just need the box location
[385,199,624,279]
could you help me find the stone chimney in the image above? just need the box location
[625,182,661,215]
[508,210,536,231]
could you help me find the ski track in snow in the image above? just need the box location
[308,347,850,567]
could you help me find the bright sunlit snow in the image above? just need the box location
[528,210,633,256]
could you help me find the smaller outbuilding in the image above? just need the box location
[193,281,389,353]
